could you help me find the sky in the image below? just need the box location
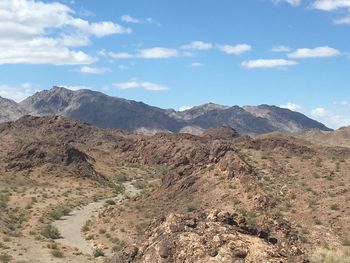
[0,0,349,129]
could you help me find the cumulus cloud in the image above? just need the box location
[113,81,168,91]
[241,59,297,69]
[218,44,252,55]
[99,47,179,60]
[0,83,37,102]
[181,41,213,50]
[121,15,141,24]
[311,0,350,11]
[0,0,131,65]
[311,106,350,128]
[312,1,350,25]
[79,66,110,74]
[280,102,302,111]
[288,46,341,58]
[272,0,302,6]
[271,46,291,52]
[189,62,204,67]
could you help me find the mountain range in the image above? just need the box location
[0,86,332,135]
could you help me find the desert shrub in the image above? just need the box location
[41,225,61,239]
[93,248,104,257]
[50,205,71,220]
[0,253,12,263]
[110,237,125,252]
[311,248,350,263]
[82,220,91,232]
[113,184,125,196]
[185,203,198,212]
[51,249,64,258]
[105,199,116,205]
[133,181,148,190]
[330,204,340,211]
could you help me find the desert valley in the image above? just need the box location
[0,87,349,263]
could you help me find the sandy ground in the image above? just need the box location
[52,183,138,256]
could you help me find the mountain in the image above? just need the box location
[297,126,350,148]
[20,86,183,133]
[0,86,332,134]
[0,96,27,123]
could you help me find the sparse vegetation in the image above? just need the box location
[50,205,71,220]
[41,225,61,239]
[93,248,104,258]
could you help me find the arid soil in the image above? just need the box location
[0,116,349,262]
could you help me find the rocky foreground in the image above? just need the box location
[0,116,349,262]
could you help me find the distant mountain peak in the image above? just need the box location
[0,86,332,134]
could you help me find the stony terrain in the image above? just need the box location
[0,116,349,263]
[0,86,331,134]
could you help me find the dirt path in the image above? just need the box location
[52,183,137,255]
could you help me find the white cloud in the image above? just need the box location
[79,66,110,74]
[189,62,204,67]
[312,1,350,26]
[59,85,91,91]
[121,15,140,24]
[113,81,168,91]
[273,0,301,6]
[0,0,131,65]
[0,83,37,102]
[311,107,350,128]
[218,44,252,55]
[280,102,302,111]
[271,45,291,52]
[139,47,179,59]
[311,107,327,117]
[181,41,213,50]
[340,100,350,107]
[241,59,297,69]
[334,15,350,24]
[179,106,193,111]
[288,46,341,58]
[100,47,179,60]
[312,0,350,11]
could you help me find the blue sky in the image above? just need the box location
[0,0,349,128]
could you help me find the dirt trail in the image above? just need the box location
[53,183,137,255]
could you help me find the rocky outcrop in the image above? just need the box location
[110,210,308,263]
[203,126,240,140]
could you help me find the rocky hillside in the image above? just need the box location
[0,86,331,135]
[297,126,350,148]
[0,96,27,123]
[0,116,349,262]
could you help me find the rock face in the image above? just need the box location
[203,126,240,140]
[0,86,332,134]
[0,115,104,181]
[110,210,307,263]
[0,96,27,122]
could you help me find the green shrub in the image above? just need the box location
[113,184,125,196]
[185,203,198,212]
[51,249,64,258]
[41,225,61,239]
[50,205,71,220]
[93,248,104,258]
[0,252,12,263]
[330,204,340,211]
[311,248,350,263]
